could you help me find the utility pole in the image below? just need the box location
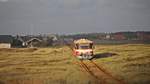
[30,24,34,35]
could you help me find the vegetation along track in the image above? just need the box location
[79,60,125,84]
[65,42,125,84]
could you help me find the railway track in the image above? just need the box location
[79,60,125,84]
[64,41,125,84]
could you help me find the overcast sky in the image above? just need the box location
[0,0,150,35]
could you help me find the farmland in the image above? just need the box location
[0,44,150,84]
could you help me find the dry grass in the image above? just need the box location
[0,47,94,84]
[94,44,150,84]
[0,44,150,84]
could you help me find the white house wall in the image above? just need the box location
[0,43,11,48]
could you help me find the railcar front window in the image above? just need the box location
[79,46,89,49]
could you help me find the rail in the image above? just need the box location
[64,40,126,84]
[79,60,125,84]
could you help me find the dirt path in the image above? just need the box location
[78,60,125,84]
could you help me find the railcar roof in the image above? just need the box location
[74,39,93,44]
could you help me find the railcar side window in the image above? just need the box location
[90,43,93,49]
[76,44,79,49]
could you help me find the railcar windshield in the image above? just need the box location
[75,43,93,49]
[79,45,89,49]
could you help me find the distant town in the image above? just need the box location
[0,31,150,48]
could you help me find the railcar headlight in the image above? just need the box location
[75,51,79,55]
[90,51,93,55]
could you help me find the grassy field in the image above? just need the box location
[0,44,150,84]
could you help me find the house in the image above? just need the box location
[17,34,58,48]
[105,34,111,40]
[137,32,150,40]
[23,38,42,48]
[0,35,13,48]
[112,33,126,40]
[18,36,43,48]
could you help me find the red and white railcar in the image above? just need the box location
[73,39,94,60]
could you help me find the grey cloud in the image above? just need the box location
[0,0,8,2]
[0,0,150,35]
